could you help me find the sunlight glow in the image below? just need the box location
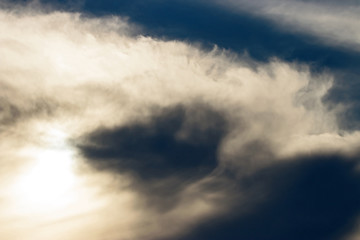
[12,128,79,211]
[14,149,76,208]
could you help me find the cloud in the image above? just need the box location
[211,0,360,51]
[0,4,360,240]
[20,0,360,132]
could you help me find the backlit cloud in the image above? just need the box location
[0,3,360,240]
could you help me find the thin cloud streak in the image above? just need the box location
[212,0,360,51]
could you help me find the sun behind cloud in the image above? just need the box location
[11,127,78,211]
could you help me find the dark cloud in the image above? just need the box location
[177,155,360,240]
[77,104,227,179]
[76,103,228,210]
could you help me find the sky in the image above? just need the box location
[0,0,360,239]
